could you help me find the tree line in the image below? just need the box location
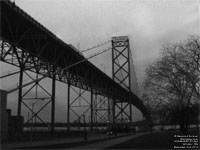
[143,36,199,133]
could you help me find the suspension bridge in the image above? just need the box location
[0,0,151,138]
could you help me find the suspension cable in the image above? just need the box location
[8,47,112,94]
[81,40,111,53]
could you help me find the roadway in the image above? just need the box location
[1,132,147,149]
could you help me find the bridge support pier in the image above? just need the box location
[112,96,116,124]
[17,66,24,118]
[107,96,111,123]
[129,92,132,123]
[112,36,133,124]
[90,88,93,131]
[17,63,24,137]
[51,67,56,135]
[67,82,71,132]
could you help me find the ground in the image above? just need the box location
[107,130,199,149]
[2,129,199,149]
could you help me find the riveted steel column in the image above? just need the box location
[17,67,23,117]
[17,46,24,118]
[128,38,132,123]
[129,92,132,123]
[111,39,115,124]
[90,88,93,131]
[112,96,115,123]
[51,66,56,135]
[67,82,71,132]
[108,96,111,123]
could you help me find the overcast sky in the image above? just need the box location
[1,0,199,122]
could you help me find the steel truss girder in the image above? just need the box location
[0,40,91,91]
[0,39,123,99]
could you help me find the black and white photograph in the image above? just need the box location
[0,0,199,149]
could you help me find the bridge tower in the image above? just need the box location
[112,36,132,124]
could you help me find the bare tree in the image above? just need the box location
[144,36,200,133]
[178,36,200,98]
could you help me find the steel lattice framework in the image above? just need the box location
[0,0,151,135]
[112,36,132,123]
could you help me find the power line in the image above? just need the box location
[8,47,112,94]
[81,40,111,53]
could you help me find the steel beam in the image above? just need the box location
[17,66,23,117]
[129,92,132,123]
[112,96,116,124]
[108,96,110,123]
[67,82,71,132]
[0,70,20,79]
[51,66,56,134]
[90,88,93,130]
[17,45,24,118]
[127,39,132,123]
